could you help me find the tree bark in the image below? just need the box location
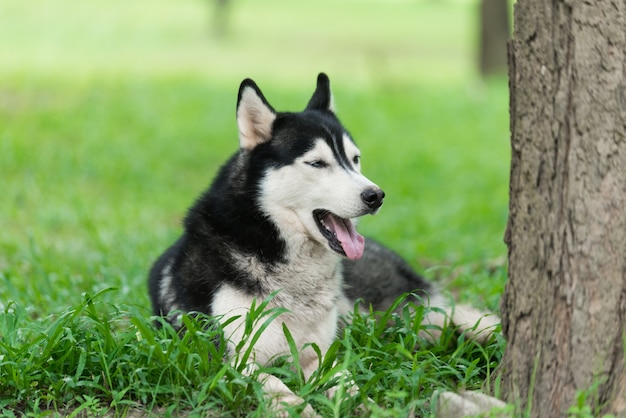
[499,0,626,416]
[479,0,510,77]
[212,0,230,38]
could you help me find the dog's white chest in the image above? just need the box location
[212,283,340,367]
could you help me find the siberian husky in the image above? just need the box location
[148,73,497,413]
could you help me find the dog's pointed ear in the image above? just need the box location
[305,73,335,113]
[237,79,277,150]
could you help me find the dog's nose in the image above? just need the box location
[361,188,385,210]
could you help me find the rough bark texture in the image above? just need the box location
[500,0,626,416]
[479,0,510,77]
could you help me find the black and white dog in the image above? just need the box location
[149,73,497,412]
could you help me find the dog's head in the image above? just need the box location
[236,73,384,260]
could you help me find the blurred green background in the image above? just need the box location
[0,0,509,313]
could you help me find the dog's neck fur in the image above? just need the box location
[228,223,344,306]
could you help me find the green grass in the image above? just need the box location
[0,291,505,416]
[1,0,509,415]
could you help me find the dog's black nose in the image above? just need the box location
[361,188,385,209]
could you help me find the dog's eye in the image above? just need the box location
[353,155,361,165]
[306,160,328,169]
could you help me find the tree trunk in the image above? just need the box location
[479,0,510,77]
[212,0,230,38]
[499,0,626,416]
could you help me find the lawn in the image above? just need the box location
[0,0,510,416]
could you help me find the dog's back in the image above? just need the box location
[343,239,434,312]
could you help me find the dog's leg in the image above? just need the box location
[260,372,318,417]
[217,306,314,415]
[448,303,500,344]
[226,320,321,416]
[424,294,500,344]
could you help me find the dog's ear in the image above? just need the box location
[305,73,335,113]
[237,79,277,150]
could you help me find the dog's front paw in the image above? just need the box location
[324,369,376,414]
[268,393,318,418]
[261,372,319,417]
[325,369,360,399]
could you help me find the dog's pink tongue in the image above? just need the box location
[327,215,365,260]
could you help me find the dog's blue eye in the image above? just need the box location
[307,160,328,169]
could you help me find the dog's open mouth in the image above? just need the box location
[313,210,365,260]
